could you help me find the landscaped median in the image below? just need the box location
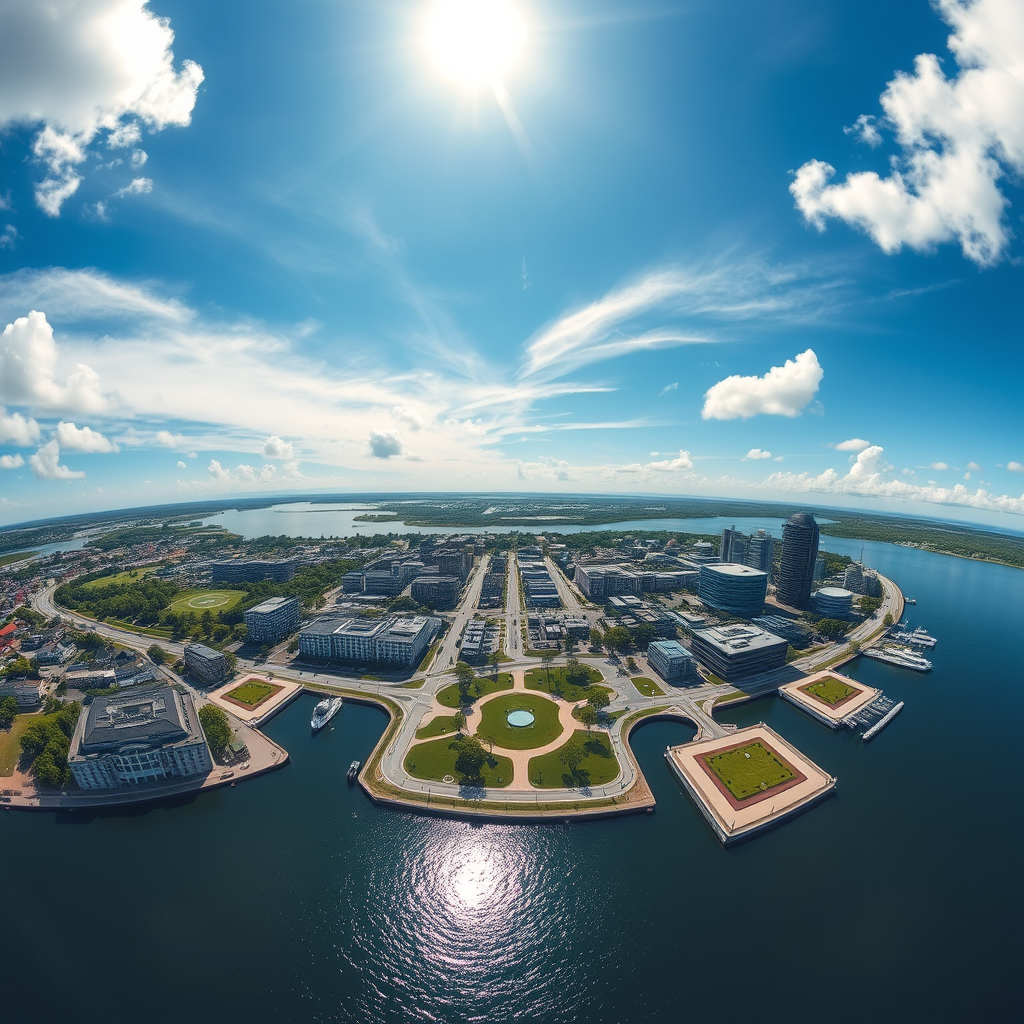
[524,664,610,702]
[630,676,664,697]
[436,673,513,707]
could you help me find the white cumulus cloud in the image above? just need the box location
[966,461,983,471]
[0,0,204,216]
[113,177,152,199]
[1008,461,1024,472]
[0,454,25,470]
[791,0,1024,265]
[29,439,84,480]
[832,438,872,452]
[644,450,693,472]
[702,349,823,420]
[0,311,110,414]
[55,421,118,453]
[261,435,294,459]
[368,431,403,459]
[929,461,950,471]
[155,430,185,447]
[745,448,773,460]
[176,459,186,468]
[0,406,41,446]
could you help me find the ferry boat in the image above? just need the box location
[864,646,932,672]
[346,760,361,783]
[311,696,343,732]
[890,625,937,647]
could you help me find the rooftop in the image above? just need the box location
[691,623,786,652]
[702,563,768,579]
[248,596,297,614]
[80,686,193,752]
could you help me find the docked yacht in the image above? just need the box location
[311,696,343,732]
[864,645,932,672]
[890,624,937,647]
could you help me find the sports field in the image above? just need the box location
[703,742,795,801]
[223,680,281,709]
[169,589,244,613]
[800,676,858,707]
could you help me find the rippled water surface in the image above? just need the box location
[4,541,1022,1023]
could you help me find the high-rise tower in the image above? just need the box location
[777,512,819,608]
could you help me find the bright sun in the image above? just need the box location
[425,0,525,88]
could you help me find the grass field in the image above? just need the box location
[81,566,159,590]
[801,676,858,706]
[529,731,620,788]
[168,589,245,613]
[524,665,609,702]
[436,672,513,708]
[704,742,795,800]
[224,681,279,708]
[404,736,513,787]
[0,714,37,776]
[415,714,463,739]
[0,550,38,568]
[476,693,563,750]
[631,676,665,697]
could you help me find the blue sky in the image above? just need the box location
[0,0,1021,528]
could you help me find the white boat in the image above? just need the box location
[890,624,937,647]
[311,696,343,732]
[863,646,932,672]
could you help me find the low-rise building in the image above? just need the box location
[410,575,461,610]
[68,686,212,790]
[210,558,296,583]
[0,677,43,705]
[647,640,699,684]
[183,643,230,685]
[812,587,854,618]
[298,614,440,667]
[574,564,641,601]
[65,667,118,690]
[689,624,788,683]
[244,596,301,644]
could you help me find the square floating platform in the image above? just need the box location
[665,724,836,845]
[778,670,880,729]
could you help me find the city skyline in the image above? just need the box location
[0,0,1021,528]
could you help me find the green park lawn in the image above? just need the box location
[436,672,513,708]
[224,681,278,707]
[631,676,665,697]
[81,565,160,590]
[801,676,858,706]
[529,731,620,789]
[404,736,513,787]
[0,714,37,776]
[168,589,245,613]
[704,742,795,801]
[475,692,563,750]
[524,664,609,702]
[415,714,464,739]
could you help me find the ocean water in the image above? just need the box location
[3,539,1021,1022]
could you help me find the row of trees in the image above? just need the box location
[0,695,18,729]
[56,575,180,625]
[198,704,232,755]
[20,702,81,788]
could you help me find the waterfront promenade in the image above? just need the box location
[19,569,904,826]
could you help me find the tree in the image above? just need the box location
[816,618,849,641]
[453,709,467,734]
[452,734,487,781]
[633,622,658,650]
[454,661,475,703]
[147,644,168,665]
[541,649,557,688]
[605,626,632,653]
[565,657,590,688]
[487,651,501,679]
[233,623,248,642]
[558,740,585,779]
[198,704,232,753]
[0,695,18,729]
[625,656,637,673]
[589,628,604,652]
[577,705,599,731]
[587,690,611,712]
[883,612,894,627]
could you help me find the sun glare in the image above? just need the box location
[425,0,525,88]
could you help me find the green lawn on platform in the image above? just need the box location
[404,736,513,787]
[476,692,563,750]
[436,672,513,708]
[529,731,620,789]
[801,676,858,706]
[224,681,277,707]
[524,665,608,702]
[631,676,665,697]
[168,589,244,613]
[704,742,795,801]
